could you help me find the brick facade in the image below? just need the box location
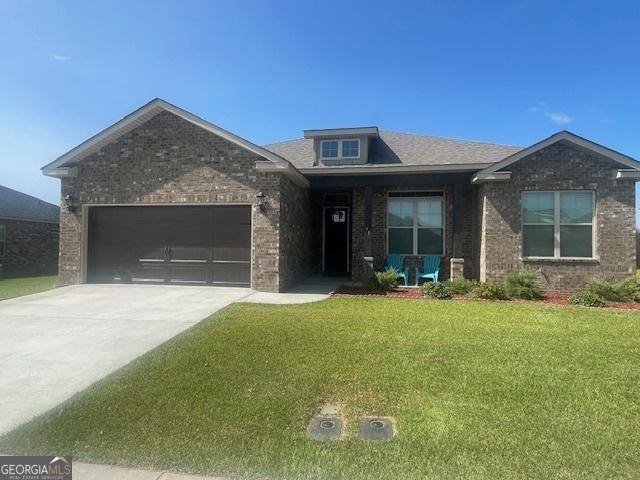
[58,110,309,292]
[0,218,59,277]
[478,142,636,291]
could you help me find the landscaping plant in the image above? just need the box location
[370,268,399,291]
[585,278,639,303]
[420,281,452,299]
[469,282,510,301]
[443,278,478,294]
[504,271,543,300]
[569,290,606,307]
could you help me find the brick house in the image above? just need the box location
[42,99,639,292]
[0,185,60,277]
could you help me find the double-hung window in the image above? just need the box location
[0,225,5,257]
[387,192,444,255]
[320,139,360,160]
[522,191,594,258]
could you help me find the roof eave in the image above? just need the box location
[298,163,492,176]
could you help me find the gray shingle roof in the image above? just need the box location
[263,130,522,171]
[0,185,59,223]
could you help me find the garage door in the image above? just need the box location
[87,205,251,286]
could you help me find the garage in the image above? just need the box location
[87,205,251,286]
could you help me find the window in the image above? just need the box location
[387,192,444,255]
[321,140,338,159]
[320,139,360,160]
[0,225,5,257]
[342,140,359,158]
[522,191,594,258]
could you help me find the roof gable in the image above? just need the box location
[479,131,640,174]
[42,99,305,184]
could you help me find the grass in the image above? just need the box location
[0,275,57,301]
[1,297,639,479]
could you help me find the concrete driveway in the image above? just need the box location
[0,284,253,435]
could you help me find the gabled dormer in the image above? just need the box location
[303,127,379,166]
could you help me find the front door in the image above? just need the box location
[323,207,350,275]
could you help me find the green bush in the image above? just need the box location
[569,290,606,307]
[443,278,479,295]
[586,278,639,303]
[469,282,510,301]
[369,268,399,292]
[420,281,452,300]
[504,271,543,300]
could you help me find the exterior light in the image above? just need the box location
[255,191,265,210]
[64,194,77,213]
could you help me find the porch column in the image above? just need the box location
[450,184,465,279]
[364,186,372,257]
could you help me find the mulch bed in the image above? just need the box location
[332,285,640,310]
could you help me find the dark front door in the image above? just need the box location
[323,207,350,275]
[87,205,251,286]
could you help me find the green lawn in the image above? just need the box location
[1,297,639,479]
[0,275,57,301]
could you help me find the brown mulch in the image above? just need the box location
[332,285,640,310]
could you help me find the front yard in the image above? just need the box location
[0,275,57,301]
[1,297,639,479]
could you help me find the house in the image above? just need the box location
[42,99,639,292]
[0,185,60,277]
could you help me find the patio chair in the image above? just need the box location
[385,254,408,287]
[415,255,441,286]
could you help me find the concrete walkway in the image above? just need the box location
[0,284,253,435]
[73,461,229,480]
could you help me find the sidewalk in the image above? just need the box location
[74,461,229,480]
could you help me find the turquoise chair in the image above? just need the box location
[385,254,408,286]
[415,255,441,286]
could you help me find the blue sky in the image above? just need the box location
[1,0,638,221]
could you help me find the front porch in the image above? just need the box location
[306,172,477,285]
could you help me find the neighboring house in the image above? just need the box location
[42,99,639,292]
[0,185,60,277]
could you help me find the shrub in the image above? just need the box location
[569,290,606,307]
[369,268,399,292]
[443,278,479,295]
[469,282,510,301]
[585,278,639,303]
[420,281,452,300]
[504,271,543,300]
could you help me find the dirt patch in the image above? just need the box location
[332,285,640,310]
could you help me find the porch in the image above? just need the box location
[306,172,477,284]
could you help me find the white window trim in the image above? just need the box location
[522,190,596,260]
[386,192,445,256]
[0,224,5,257]
[320,138,361,160]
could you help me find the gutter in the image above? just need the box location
[298,163,492,176]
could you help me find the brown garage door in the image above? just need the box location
[87,205,251,286]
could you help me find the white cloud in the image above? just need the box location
[545,112,573,125]
[527,102,573,125]
[527,101,547,113]
[50,54,71,61]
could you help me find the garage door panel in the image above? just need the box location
[212,262,251,285]
[88,206,251,286]
[169,266,208,284]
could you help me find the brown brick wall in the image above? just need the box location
[58,110,303,292]
[478,142,636,291]
[0,218,59,277]
[278,174,313,290]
